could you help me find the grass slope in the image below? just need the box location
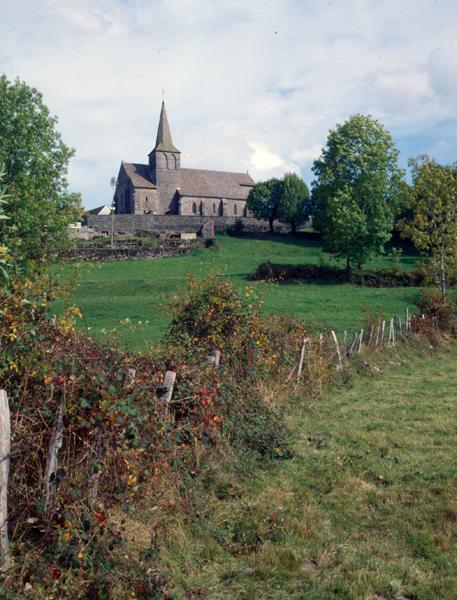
[61,235,422,349]
[159,340,457,599]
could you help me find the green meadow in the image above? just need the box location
[60,234,423,350]
[158,340,457,599]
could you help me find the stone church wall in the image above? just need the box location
[132,189,161,214]
[179,196,248,217]
[85,214,289,234]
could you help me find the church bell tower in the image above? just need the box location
[148,101,181,184]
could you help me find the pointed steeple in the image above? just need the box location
[154,101,180,153]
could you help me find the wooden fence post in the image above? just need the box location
[206,349,221,368]
[331,331,343,371]
[44,404,64,514]
[296,338,309,380]
[368,325,374,346]
[394,315,401,337]
[381,320,385,345]
[158,371,176,408]
[0,390,10,571]
[357,329,364,353]
[375,320,381,346]
[285,338,309,383]
[348,332,358,355]
[388,318,395,346]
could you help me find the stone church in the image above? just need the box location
[114,102,255,217]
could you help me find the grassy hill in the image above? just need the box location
[59,234,422,349]
[155,339,457,599]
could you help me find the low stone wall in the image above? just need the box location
[68,239,199,261]
[84,214,289,234]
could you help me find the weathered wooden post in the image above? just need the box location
[0,390,10,571]
[331,331,343,371]
[297,338,310,380]
[406,308,410,331]
[348,332,358,355]
[375,320,381,346]
[381,320,385,345]
[368,325,374,346]
[206,349,221,368]
[285,338,309,383]
[158,371,176,408]
[357,329,364,353]
[343,330,348,352]
[44,404,64,514]
[388,318,395,346]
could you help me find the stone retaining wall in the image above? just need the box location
[68,239,199,261]
[85,214,289,234]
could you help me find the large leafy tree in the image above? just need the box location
[401,156,457,295]
[277,172,310,232]
[0,75,81,271]
[311,114,403,272]
[246,177,283,233]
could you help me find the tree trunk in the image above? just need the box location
[269,217,274,234]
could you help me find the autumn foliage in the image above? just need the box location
[0,275,314,599]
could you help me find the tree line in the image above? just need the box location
[247,114,457,295]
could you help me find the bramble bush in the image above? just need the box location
[0,274,323,598]
[412,290,457,335]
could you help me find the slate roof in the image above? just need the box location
[179,168,254,200]
[122,162,157,189]
[154,102,180,153]
[123,162,254,200]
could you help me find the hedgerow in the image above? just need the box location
[0,274,319,598]
[250,260,434,287]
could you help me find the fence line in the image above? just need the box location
[285,306,425,380]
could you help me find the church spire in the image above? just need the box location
[154,101,180,153]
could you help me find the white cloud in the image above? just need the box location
[428,39,457,100]
[52,5,109,33]
[248,142,285,170]
[2,0,457,207]
[373,69,432,112]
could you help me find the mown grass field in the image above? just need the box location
[60,234,423,350]
[157,340,457,599]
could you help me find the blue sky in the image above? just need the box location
[1,0,457,209]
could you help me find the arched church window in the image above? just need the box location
[192,202,197,214]
[234,204,237,215]
[213,203,216,214]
